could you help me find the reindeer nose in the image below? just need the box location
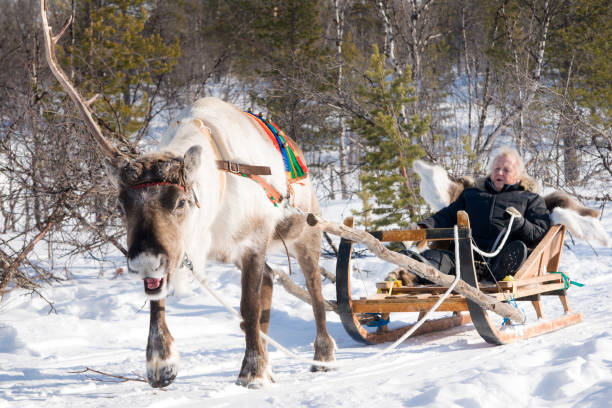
[127,252,166,275]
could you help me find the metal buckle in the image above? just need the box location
[228,161,240,174]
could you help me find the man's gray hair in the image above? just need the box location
[489,146,526,178]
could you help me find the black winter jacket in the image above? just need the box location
[419,177,551,251]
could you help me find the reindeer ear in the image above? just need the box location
[104,157,122,188]
[183,145,203,183]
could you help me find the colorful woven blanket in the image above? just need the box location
[245,111,308,181]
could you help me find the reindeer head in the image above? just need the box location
[41,0,202,299]
[105,148,202,299]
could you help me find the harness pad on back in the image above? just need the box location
[244,111,308,182]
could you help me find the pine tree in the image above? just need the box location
[239,0,333,150]
[350,46,428,229]
[545,0,612,182]
[65,0,181,141]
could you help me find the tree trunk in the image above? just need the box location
[334,0,350,199]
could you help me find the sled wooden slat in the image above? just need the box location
[369,228,470,243]
[489,282,567,301]
[351,280,568,313]
[335,211,582,346]
[353,292,468,312]
[353,301,467,313]
[375,274,565,296]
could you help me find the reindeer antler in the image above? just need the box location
[40,0,121,158]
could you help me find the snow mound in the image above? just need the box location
[0,324,24,353]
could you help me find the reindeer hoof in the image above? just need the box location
[244,379,266,390]
[236,372,274,389]
[311,334,336,372]
[146,356,178,388]
[236,357,274,388]
[310,359,335,372]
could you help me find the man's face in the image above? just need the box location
[491,155,520,191]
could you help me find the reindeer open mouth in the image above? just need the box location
[139,274,170,299]
[127,251,173,299]
[144,277,164,295]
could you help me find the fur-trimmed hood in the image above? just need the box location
[466,174,541,194]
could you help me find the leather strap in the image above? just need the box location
[193,118,280,206]
[192,119,226,204]
[249,174,284,205]
[215,160,272,175]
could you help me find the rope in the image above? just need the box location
[471,214,516,258]
[479,261,525,326]
[550,272,585,289]
[192,225,464,369]
[501,295,527,327]
[363,313,390,327]
[459,210,527,328]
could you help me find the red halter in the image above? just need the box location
[131,181,185,191]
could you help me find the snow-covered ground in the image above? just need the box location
[1,199,611,408]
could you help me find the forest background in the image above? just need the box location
[0,0,610,299]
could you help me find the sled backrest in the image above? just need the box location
[513,224,566,280]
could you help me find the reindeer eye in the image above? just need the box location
[177,199,186,209]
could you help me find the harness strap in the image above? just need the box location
[192,119,286,207]
[247,174,284,206]
[215,160,271,175]
[192,119,226,204]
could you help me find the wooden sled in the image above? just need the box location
[335,211,583,345]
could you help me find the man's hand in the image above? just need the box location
[505,207,524,231]
[505,207,522,219]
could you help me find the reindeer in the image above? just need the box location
[41,0,334,388]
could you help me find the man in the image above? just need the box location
[414,146,551,282]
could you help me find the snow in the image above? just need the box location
[1,200,611,408]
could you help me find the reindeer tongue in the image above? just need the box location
[144,278,162,290]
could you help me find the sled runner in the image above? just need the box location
[335,211,583,345]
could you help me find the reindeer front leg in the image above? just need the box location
[237,250,272,388]
[146,299,178,388]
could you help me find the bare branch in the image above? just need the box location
[266,266,337,313]
[319,265,336,284]
[68,367,148,384]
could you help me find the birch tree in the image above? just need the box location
[332,0,351,199]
